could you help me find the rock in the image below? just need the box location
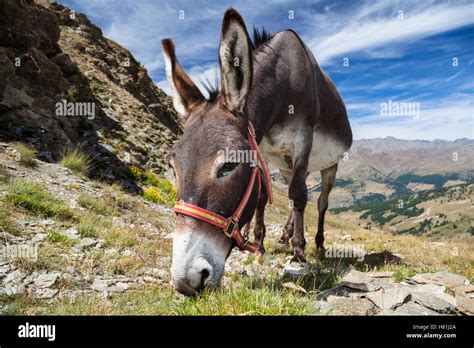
[5,283,25,296]
[370,271,395,278]
[73,238,97,251]
[314,300,333,315]
[326,296,377,315]
[109,282,129,293]
[314,285,365,301]
[60,227,79,239]
[139,267,167,279]
[411,271,470,288]
[395,302,439,315]
[281,262,311,279]
[340,269,381,292]
[363,251,403,267]
[364,287,411,311]
[411,291,455,313]
[31,233,46,243]
[400,282,446,294]
[4,269,25,284]
[65,266,81,277]
[39,219,55,226]
[35,288,58,299]
[34,272,61,288]
[0,264,11,278]
[91,278,108,292]
[449,284,474,295]
[454,292,474,315]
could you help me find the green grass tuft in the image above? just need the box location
[59,148,92,175]
[45,228,77,247]
[5,179,75,220]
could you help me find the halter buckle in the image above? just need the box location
[225,218,238,238]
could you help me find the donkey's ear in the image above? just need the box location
[219,8,253,113]
[162,38,205,118]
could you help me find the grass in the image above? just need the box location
[5,179,75,220]
[59,148,92,175]
[45,228,77,247]
[103,226,137,248]
[10,142,36,167]
[77,193,118,216]
[0,202,19,235]
[12,243,68,273]
[3,275,317,315]
[76,213,108,238]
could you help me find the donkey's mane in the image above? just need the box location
[252,26,274,49]
[199,73,220,102]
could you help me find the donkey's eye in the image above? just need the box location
[217,162,239,178]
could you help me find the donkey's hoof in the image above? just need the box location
[291,251,306,263]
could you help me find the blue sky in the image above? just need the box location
[58,0,474,140]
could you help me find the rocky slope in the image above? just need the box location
[0,0,181,183]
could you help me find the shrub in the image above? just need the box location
[129,165,176,207]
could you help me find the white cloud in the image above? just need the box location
[309,2,474,64]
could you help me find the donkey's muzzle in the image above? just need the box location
[172,257,214,296]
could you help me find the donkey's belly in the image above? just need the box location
[307,131,348,172]
[260,127,348,174]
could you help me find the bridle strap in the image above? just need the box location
[173,121,272,255]
[247,121,273,204]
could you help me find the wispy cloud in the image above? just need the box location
[309,1,474,64]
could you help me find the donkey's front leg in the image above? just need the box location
[253,189,267,254]
[289,157,310,263]
[278,211,294,246]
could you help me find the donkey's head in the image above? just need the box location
[163,8,257,296]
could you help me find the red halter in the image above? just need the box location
[173,121,273,255]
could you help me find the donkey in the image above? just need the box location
[163,8,352,296]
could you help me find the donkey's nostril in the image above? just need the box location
[200,268,211,286]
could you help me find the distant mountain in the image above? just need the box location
[302,137,474,209]
[338,137,474,179]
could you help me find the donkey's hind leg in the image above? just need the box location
[316,164,338,257]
